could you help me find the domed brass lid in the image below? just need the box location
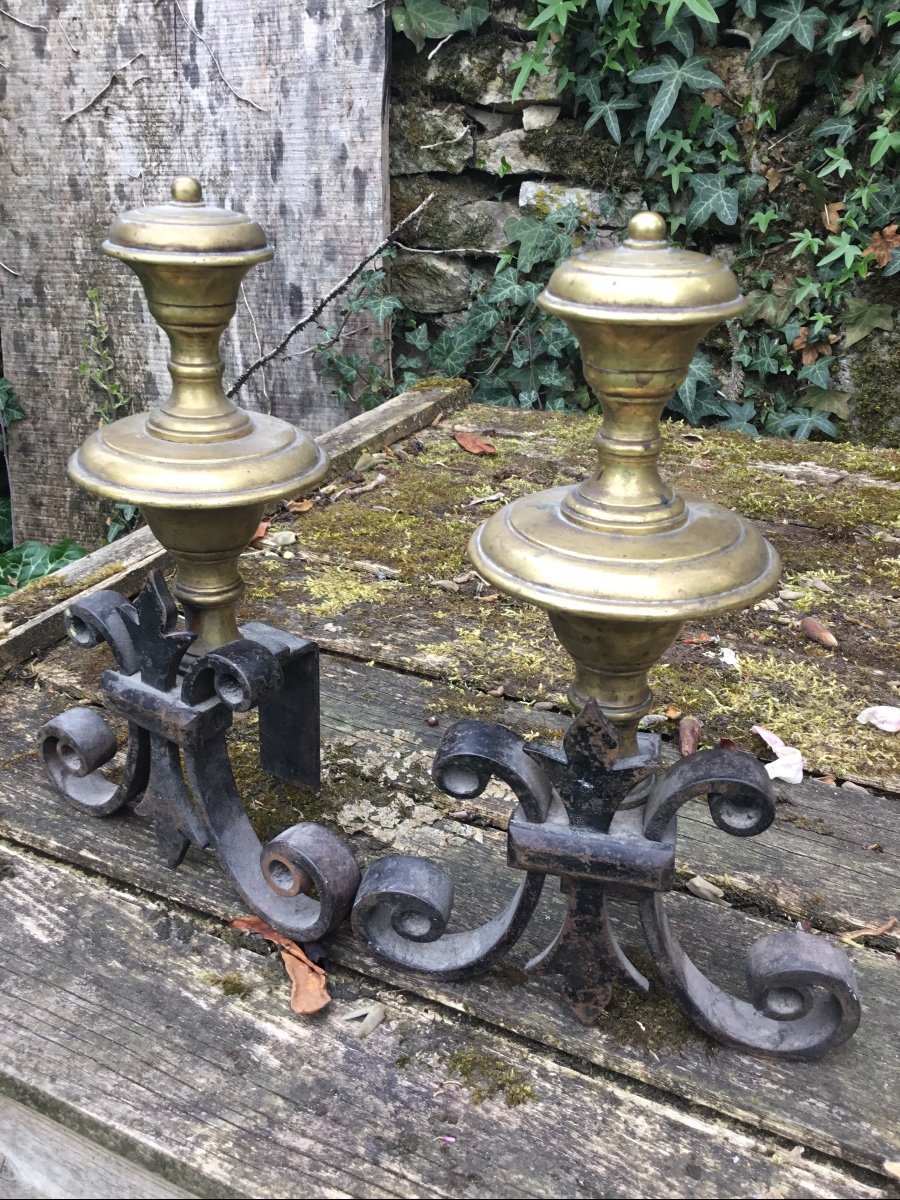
[540,211,745,326]
[102,176,273,267]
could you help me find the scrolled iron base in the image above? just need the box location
[352,702,861,1061]
[41,571,359,943]
[42,574,861,1059]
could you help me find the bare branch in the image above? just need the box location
[427,33,453,61]
[0,7,47,32]
[171,0,267,114]
[61,53,145,122]
[394,241,487,257]
[418,128,468,151]
[227,192,436,398]
[0,258,21,277]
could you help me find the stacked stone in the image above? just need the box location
[389,31,638,323]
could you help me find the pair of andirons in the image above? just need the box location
[41,179,860,1059]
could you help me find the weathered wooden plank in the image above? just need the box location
[0,381,469,671]
[0,1095,195,1200]
[4,846,887,1200]
[0,669,898,1176]
[0,0,388,544]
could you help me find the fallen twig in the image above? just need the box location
[330,471,388,503]
[62,53,145,122]
[227,192,436,397]
[0,6,47,32]
[171,0,267,113]
[840,917,897,944]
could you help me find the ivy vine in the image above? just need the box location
[321,0,900,439]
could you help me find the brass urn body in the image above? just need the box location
[470,212,780,757]
[70,177,328,655]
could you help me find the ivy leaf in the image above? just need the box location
[884,248,900,277]
[738,0,757,15]
[399,0,460,41]
[595,0,613,15]
[363,294,404,322]
[489,269,528,306]
[0,539,86,594]
[504,214,572,273]
[720,400,760,436]
[629,56,724,141]
[841,299,894,349]
[0,377,25,429]
[802,386,850,419]
[775,409,837,439]
[458,0,489,34]
[406,323,431,351]
[736,173,767,205]
[652,15,695,57]
[537,360,572,390]
[686,173,739,229]
[748,333,782,380]
[671,352,726,423]
[811,115,856,145]
[797,356,831,389]
[747,0,826,65]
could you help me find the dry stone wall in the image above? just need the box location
[388,31,639,331]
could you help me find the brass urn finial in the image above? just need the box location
[470,212,780,758]
[70,177,329,654]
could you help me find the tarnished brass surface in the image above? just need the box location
[69,178,329,654]
[470,212,780,755]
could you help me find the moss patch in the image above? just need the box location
[446,1046,536,1107]
[0,561,125,629]
[652,649,900,784]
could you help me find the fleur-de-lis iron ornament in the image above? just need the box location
[42,186,860,1060]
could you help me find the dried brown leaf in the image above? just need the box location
[250,519,271,545]
[864,224,900,268]
[231,915,331,1014]
[799,615,838,649]
[679,716,702,757]
[764,166,783,193]
[454,431,497,456]
[287,498,315,513]
[822,201,846,235]
[281,948,330,1014]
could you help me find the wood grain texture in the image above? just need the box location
[0,661,898,1178]
[0,844,891,1200]
[0,1096,195,1200]
[0,0,388,544]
